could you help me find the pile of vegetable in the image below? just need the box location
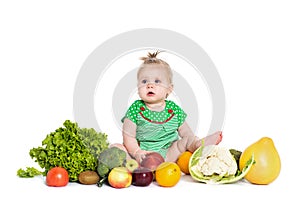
[17,120,110,182]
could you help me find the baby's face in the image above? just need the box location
[137,65,173,105]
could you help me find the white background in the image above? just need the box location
[1,0,299,199]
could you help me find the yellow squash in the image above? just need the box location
[239,137,281,185]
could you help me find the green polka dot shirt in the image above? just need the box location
[122,100,187,158]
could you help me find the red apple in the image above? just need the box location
[140,152,165,171]
[108,167,132,188]
[132,167,154,187]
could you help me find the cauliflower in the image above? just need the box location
[193,145,237,177]
[189,144,255,184]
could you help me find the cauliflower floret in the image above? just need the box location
[193,145,237,177]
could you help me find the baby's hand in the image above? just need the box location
[134,149,151,164]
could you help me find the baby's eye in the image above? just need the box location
[155,79,161,84]
[141,79,147,84]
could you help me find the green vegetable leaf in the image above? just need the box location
[17,167,43,178]
[25,120,109,181]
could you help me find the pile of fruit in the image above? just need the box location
[17,120,281,188]
[82,150,182,188]
[104,151,180,188]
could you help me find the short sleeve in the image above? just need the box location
[177,109,187,126]
[167,100,187,127]
[121,100,142,124]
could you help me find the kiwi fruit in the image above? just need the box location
[78,170,100,185]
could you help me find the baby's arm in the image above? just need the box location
[122,118,150,163]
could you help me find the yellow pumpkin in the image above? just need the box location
[239,137,281,185]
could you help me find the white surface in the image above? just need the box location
[11,174,287,200]
[1,1,299,199]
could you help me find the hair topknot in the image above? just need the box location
[140,50,168,65]
[137,50,173,84]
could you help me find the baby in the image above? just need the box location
[112,51,222,163]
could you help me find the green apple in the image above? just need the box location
[108,167,132,188]
[125,159,139,173]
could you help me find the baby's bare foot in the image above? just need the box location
[203,131,223,146]
[190,131,223,152]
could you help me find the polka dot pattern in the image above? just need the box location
[122,100,186,126]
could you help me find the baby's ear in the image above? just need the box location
[169,83,174,92]
[166,84,174,98]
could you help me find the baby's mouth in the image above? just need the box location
[147,91,155,96]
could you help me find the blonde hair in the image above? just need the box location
[137,51,173,84]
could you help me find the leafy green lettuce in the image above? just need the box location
[18,120,109,181]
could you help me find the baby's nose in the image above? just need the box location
[147,82,154,88]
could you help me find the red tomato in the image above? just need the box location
[46,167,69,187]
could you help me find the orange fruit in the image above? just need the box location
[176,151,192,175]
[155,162,181,187]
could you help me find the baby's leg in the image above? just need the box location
[165,131,223,162]
[165,136,195,162]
